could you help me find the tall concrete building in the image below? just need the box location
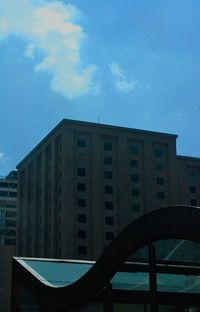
[16,119,200,260]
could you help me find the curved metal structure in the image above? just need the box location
[13,205,200,311]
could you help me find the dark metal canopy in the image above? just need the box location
[11,205,200,311]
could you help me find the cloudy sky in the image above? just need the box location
[0,0,200,175]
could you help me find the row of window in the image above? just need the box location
[77,183,114,194]
[0,191,17,197]
[77,230,114,241]
[77,138,164,158]
[77,199,114,210]
[77,168,113,179]
[131,189,165,199]
[77,214,114,225]
[0,182,17,188]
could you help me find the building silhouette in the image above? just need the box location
[16,119,200,260]
[0,170,17,312]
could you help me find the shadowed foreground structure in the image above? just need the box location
[11,205,200,311]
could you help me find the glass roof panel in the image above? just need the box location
[21,259,93,287]
[17,258,200,293]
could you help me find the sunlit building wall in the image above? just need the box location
[16,120,200,260]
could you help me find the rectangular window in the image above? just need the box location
[155,149,163,158]
[77,230,86,239]
[130,144,139,154]
[5,220,16,227]
[157,191,165,199]
[105,232,114,240]
[104,142,112,151]
[190,186,197,194]
[77,168,86,176]
[77,245,86,255]
[132,204,140,212]
[189,172,197,181]
[105,186,113,194]
[130,159,139,168]
[105,201,113,210]
[5,211,16,218]
[77,214,86,223]
[104,171,113,179]
[190,199,197,206]
[77,138,86,147]
[104,156,112,165]
[156,163,164,171]
[105,217,114,225]
[0,191,8,197]
[131,174,139,182]
[131,189,140,197]
[77,198,86,207]
[157,177,164,185]
[77,183,86,192]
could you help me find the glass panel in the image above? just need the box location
[157,273,200,293]
[21,259,92,286]
[112,272,149,291]
[154,240,200,263]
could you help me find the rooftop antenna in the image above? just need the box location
[98,117,100,124]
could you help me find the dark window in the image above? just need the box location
[131,174,139,182]
[104,171,112,179]
[5,220,16,227]
[77,138,86,147]
[5,238,16,246]
[77,214,86,223]
[132,204,140,212]
[105,186,113,194]
[5,211,16,218]
[105,232,114,240]
[157,177,164,185]
[189,172,197,181]
[131,189,140,197]
[190,186,197,194]
[130,159,138,168]
[104,156,112,165]
[77,198,86,207]
[156,163,164,171]
[78,230,86,239]
[130,144,139,154]
[105,201,113,210]
[157,191,165,199]
[105,217,114,225]
[191,199,197,206]
[0,182,8,188]
[77,245,86,254]
[0,191,8,197]
[104,142,112,151]
[155,149,163,158]
[77,183,86,192]
[77,168,86,176]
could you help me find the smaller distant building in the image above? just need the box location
[0,170,17,246]
[0,171,17,312]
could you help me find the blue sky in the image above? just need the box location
[0,0,200,175]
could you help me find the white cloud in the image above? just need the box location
[109,62,138,93]
[0,153,9,164]
[0,0,99,99]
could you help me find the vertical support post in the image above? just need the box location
[10,260,19,312]
[148,243,157,312]
[103,283,113,312]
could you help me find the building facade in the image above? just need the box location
[0,171,17,312]
[0,170,17,246]
[16,120,200,260]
